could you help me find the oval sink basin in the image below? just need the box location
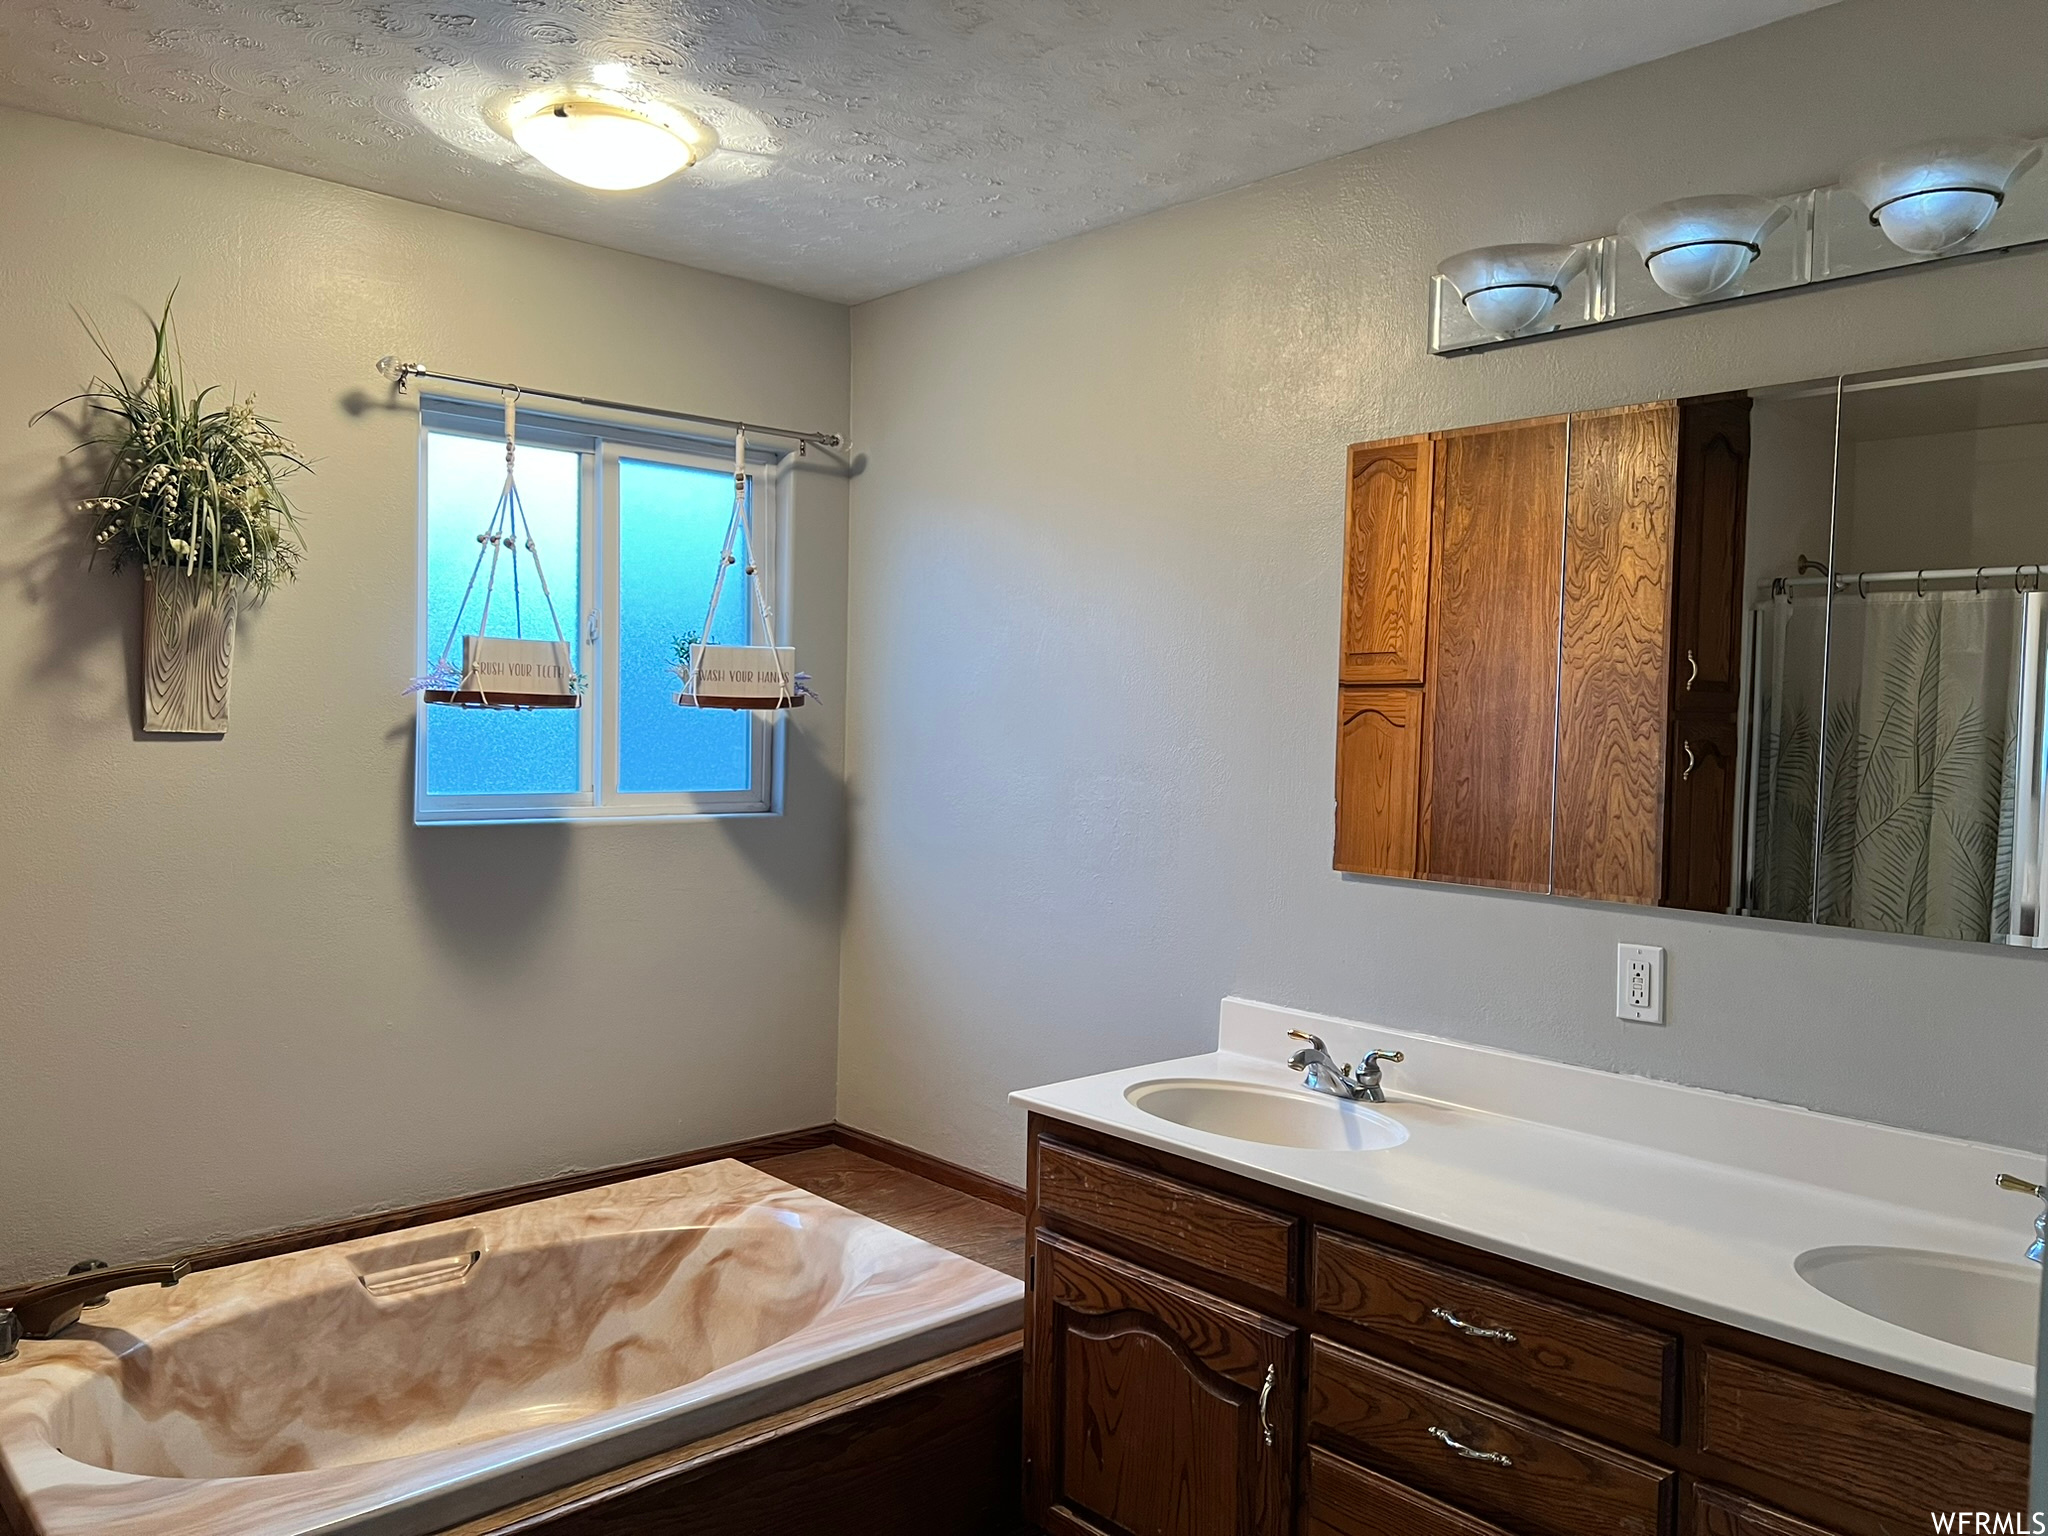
[1124,1078,1409,1152]
[1795,1246,2040,1364]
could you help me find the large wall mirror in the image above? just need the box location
[1334,347,2048,950]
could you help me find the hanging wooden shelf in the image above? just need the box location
[677,644,805,710]
[425,634,579,709]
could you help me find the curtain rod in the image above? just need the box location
[1774,563,2046,595]
[374,357,845,450]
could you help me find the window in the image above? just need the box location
[415,398,783,823]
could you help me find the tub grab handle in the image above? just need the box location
[358,1251,480,1299]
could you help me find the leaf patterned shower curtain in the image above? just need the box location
[1750,589,2032,943]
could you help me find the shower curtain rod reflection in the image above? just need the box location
[1774,563,2046,596]
[374,356,846,451]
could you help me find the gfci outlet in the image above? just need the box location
[1616,944,1664,1024]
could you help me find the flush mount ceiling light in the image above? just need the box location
[1844,136,2042,256]
[508,90,716,191]
[1437,243,1589,339]
[1619,194,1791,302]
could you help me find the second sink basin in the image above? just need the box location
[1796,1245,2040,1364]
[1124,1078,1409,1151]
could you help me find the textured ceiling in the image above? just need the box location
[0,0,1837,303]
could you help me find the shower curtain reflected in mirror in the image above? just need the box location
[1748,586,2046,945]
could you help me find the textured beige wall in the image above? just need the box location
[841,0,2048,1180]
[0,107,850,1285]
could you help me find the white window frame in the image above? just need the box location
[413,397,786,825]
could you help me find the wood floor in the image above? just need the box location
[753,1145,1027,1280]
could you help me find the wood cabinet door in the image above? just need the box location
[1670,395,1752,712]
[1553,403,1679,905]
[1661,394,1751,912]
[1028,1233,1296,1536]
[1342,436,1435,685]
[1663,709,1739,912]
[1691,1484,1846,1536]
[1421,420,1568,892]
[1336,687,1424,877]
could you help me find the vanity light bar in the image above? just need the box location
[1431,135,2047,355]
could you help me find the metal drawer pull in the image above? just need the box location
[1430,1426,1513,1467]
[1257,1364,1276,1448]
[1430,1306,1518,1344]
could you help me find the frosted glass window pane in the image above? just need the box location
[423,432,582,796]
[617,458,752,794]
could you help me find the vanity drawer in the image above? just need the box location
[1700,1348,2026,1526]
[1313,1228,1677,1436]
[1309,1338,1673,1536]
[1690,1484,1843,1536]
[1307,1447,1518,1536]
[1035,1141,1296,1299]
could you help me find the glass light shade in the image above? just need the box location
[511,97,707,190]
[1437,243,1588,339]
[1619,195,1790,302]
[1844,137,2042,255]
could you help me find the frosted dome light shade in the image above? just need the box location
[1619,195,1790,302]
[1438,243,1588,339]
[510,95,711,190]
[1844,137,2042,255]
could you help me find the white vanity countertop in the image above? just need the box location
[1011,997,2042,1411]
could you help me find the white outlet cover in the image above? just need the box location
[1616,943,1665,1024]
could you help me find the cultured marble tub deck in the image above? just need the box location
[0,1160,1025,1536]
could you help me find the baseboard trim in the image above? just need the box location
[0,1121,1023,1305]
[831,1125,1028,1214]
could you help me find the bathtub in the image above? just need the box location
[0,1160,1024,1536]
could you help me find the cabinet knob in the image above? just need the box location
[1682,741,1697,782]
[1685,648,1699,690]
[1257,1364,1276,1449]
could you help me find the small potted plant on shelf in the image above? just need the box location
[40,293,308,734]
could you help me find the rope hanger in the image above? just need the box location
[417,390,579,708]
[681,425,800,708]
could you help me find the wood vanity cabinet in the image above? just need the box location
[1333,397,1749,909]
[1023,1115,2030,1536]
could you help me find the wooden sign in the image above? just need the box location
[424,635,579,709]
[680,645,803,709]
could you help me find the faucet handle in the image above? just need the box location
[1359,1049,1405,1069]
[1995,1173,2045,1200]
[1286,1030,1327,1053]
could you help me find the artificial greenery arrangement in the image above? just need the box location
[39,293,308,593]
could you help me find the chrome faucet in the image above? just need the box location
[1995,1173,2047,1264]
[1286,1030,1404,1103]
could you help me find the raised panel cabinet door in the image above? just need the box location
[1342,435,1436,685]
[1553,402,1679,906]
[1421,420,1568,892]
[1671,395,1752,708]
[1691,1484,1846,1536]
[1028,1233,1296,1536]
[1662,710,1739,913]
[1662,393,1751,913]
[1335,687,1424,877]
